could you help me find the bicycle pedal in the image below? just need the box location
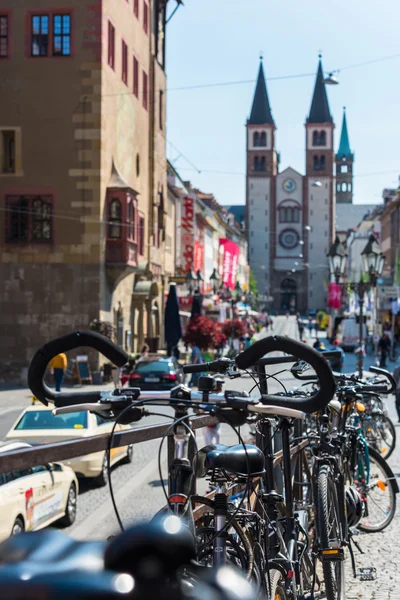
[319,548,344,562]
[356,567,377,581]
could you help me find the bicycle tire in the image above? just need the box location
[316,465,345,600]
[267,568,288,599]
[357,445,397,532]
[378,415,396,460]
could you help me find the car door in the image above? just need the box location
[0,472,28,540]
[27,465,65,530]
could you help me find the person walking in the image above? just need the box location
[378,333,391,368]
[49,353,67,392]
[393,364,400,423]
[329,339,345,372]
[137,344,150,363]
[297,315,305,341]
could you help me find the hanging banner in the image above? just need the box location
[328,282,341,309]
[180,196,195,274]
[219,239,240,290]
[194,242,204,274]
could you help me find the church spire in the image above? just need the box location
[248,58,275,126]
[307,57,333,124]
[337,107,353,159]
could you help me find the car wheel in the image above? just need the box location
[11,517,24,536]
[121,444,133,465]
[94,452,109,487]
[57,483,77,527]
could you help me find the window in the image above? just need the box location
[279,206,300,223]
[341,164,348,173]
[2,130,15,173]
[142,70,148,110]
[348,183,352,192]
[0,15,9,58]
[133,55,139,97]
[157,190,164,247]
[127,199,136,240]
[134,0,139,18]
[159,90,164,129]
[253,132,259,147]
[254,156,265,172]
[313,155,325,171]
[16,410,87,429]
[143,1,149,34]
[53,15,71,56]
[122,40,128,84]
[312,130,326,146]
[109,198,122,238]
[108,21,115,69]
[260,131,267,147]
[138,215,145,255]
[6,195,52,243]
[341,182,347,192]
[31,15,49,56]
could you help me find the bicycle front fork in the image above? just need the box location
[213,486,228,567]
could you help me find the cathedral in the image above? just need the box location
[246,57,354,313]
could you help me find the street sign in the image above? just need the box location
[378,285,400,299]
[169,276,187,285]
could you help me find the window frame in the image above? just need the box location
[142,69,148,110]
[121,39,128,85]
[31,14,49,57]
[108,198,122,239]
[143,0,149,34]
[108,20,115,70]
[260,131,267,147]
[52,14,71,57]
[0,14,9,59]
[1,130,15,174]
[5,194,53,244]
[133,54,139,98]
[138,214,145,256]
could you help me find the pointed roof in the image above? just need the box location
[307,58,333,124]
[248,59,275,126]
[336,107,353,159]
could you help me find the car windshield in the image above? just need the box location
[15,410,88,430]
[135,361,172,373]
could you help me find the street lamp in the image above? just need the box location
[196,269,204,294]
[209,268,220,294]
[350,235,385,377]
[185,269,196,296]
[327,235,347,284]
[230,282,243,350]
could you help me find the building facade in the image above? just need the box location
[246,58,336,313]
[0,0,171,381]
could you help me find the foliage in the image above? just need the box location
[89,319,116,340]
[249,269,259,296]
[222,319,247,340]
[183,316,225,350]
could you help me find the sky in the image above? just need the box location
[165,0,400,207]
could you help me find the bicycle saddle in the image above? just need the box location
[196,444,265,478]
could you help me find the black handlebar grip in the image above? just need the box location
[369,365,397,393]
[359,385,390,394]
[28,330,129,405]
[236,335,336,414]
[320,350,343,360]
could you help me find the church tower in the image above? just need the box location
[336,107,354,204]
[305,57,335,310]
[246,58,277,295]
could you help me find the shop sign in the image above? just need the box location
[181,196,195,274]
[219,239,240,290]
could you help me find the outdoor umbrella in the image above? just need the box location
[164,283,182,357]
[190,293,203,321]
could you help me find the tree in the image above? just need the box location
[249,269,259,296]
[183,316,225,350]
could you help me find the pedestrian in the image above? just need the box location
[49,353,67,392]
[330,339,345,372]
[111,365,121,389]
[297,315,305,341]
[313,338,321,350]
[393,364,400,423]
[378,333,391,368]
[137,344,150,363]
[189,343,204,387]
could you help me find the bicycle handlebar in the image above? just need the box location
[368,365,397,393]
[28,331,129,406]
[236,336,336,413]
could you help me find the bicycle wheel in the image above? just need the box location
[376,415,396,459]
[267,568,288,599]
[316,465,345,600]
[356,445,397,532]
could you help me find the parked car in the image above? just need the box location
[129,357,185,390]
[0,441,78,541]
[6,405,133,486]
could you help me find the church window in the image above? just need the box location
[312,130,326,146]
[341,165,348,173]
[313,155,325,171]
[253,132,259,147]
[336,183,340,192]
[260,131,267,146]
[348,183,352,191]
[279,206,300,223]
[341,182,347,192]
[260,156,266,170]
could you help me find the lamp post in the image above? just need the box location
[350,234,385,378]
[327,235,347,285]
[196,269,204,294]
[185,269,196,296]
[209,268,220,295]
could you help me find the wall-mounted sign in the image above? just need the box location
[181,196,195,274]
[219,239,240,290]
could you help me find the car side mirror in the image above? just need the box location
[46,463,54,472]
[291,360,310,374]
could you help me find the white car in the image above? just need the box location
[6,404,133,486]
[0,441,78,541]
